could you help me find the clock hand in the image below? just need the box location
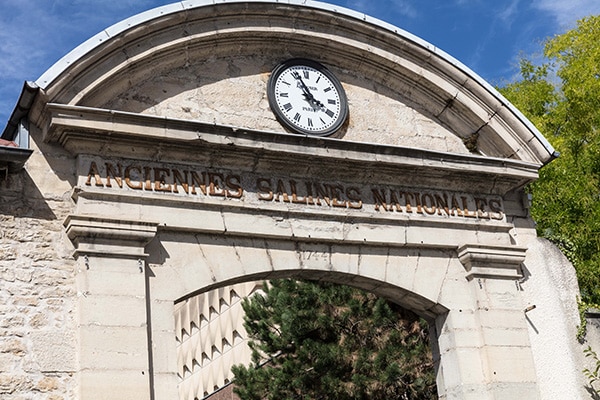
[291,72,314,99]
[291,72,326,110]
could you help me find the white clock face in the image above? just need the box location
[268,60,348,136]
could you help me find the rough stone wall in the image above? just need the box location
[101,56,469,155]
[0,138,77,399]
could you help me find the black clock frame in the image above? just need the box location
[267,58,349,137]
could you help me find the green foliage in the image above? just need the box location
[583,345,600,394]
[577,299,588,342]
[232,279,436,400]
[499,15,600,305]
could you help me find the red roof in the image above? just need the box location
[0,139,18,147]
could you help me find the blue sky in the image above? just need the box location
[1,0,599,126]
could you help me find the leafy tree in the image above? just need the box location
[232,279,436,400]
[499,15,600,304]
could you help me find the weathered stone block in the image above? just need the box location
[150,330,179,374]
[440,347,488,388]
[30,330,76,373]
[0,373,32,394]
[485,346,538,383]
[411,251,452,303]
[35,376,59,392]
[78,370,150,400]
[78,268,147,297]
[78,295,147,327]
[0,338,27,356]
[329,245,361,279]
[78,326,149,371]
[481,327,530,347]
[437,275,477,310]
[383,247,419,292]
[437,328,484,351]
[354,245,388,282]
[478,309,527,330]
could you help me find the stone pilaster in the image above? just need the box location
[435,243,540,399]
[64,215,158,400]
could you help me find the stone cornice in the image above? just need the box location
[64,214,158,259]
[45,104,539,195]
[0,146,33,173]
[457,243,527,280]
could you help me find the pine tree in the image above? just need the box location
[232,279,437,400]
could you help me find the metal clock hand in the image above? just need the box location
[291,71,313,98]
[291,71,325,109]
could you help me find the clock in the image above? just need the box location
[267,59,349,136]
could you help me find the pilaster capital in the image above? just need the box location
[457,243,527,280]
[64,214,158,259]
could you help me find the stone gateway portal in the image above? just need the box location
[0,1,591,399]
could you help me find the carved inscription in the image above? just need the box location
[84,159,505,221]
[370,187,504,220]
[86,161,243,198]
[256,178,362,209]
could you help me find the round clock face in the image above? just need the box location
[267,59,349,136]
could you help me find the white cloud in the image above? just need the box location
[0,2,59,80]
[390,0,418,19]
[533,0,600,28]
[498,0,520,23]
[345,0,418,19]
[0,0,170,82]
[0,0,169,124]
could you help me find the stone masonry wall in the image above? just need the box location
[0,167,77,400]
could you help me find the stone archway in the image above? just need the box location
[6,1,582,399]
[61,125,539,400]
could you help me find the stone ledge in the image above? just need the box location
[44,104,540,195]
[0,146,33,173]
[457,243,527,280]
[64,214,158,259]
[586,308,600,319]
[73,187,515,244]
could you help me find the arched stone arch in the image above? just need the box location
[9,0,578,399]
[169,245,452,399]
[158,234,453,316]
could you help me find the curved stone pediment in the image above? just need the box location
[29,0,555,166]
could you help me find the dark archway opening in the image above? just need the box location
[175,278,438,400]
